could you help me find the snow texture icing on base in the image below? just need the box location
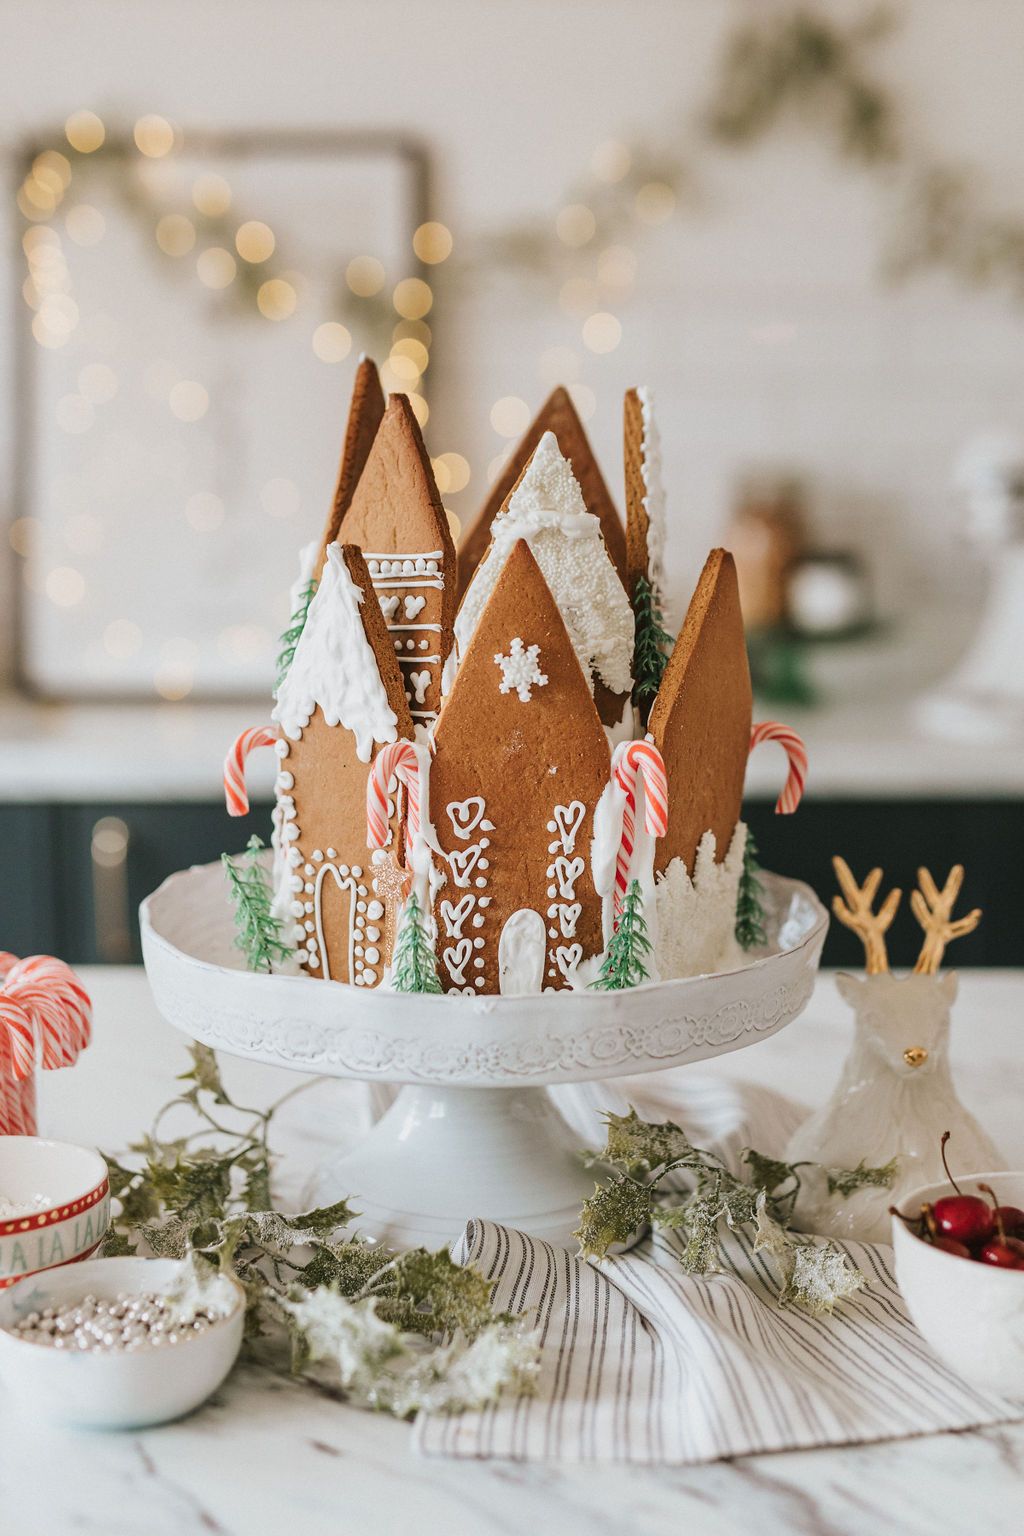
[655,823,747,980]
[452,432,634,697]
[272,544,399,760]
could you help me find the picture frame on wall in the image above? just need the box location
[11,129,429,701]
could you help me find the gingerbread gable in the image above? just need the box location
[457,386,627,600]
[648,548,751,875]
[314,356,385,580]
[273,543,414,987]
[623,386,666,600]
[430,539,610,994]
[338,393,457,722]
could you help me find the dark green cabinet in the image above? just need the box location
[1,798,1021,967]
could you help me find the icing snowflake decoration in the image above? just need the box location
[494,637,548,702]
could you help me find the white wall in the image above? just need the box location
[3,0,1024,682]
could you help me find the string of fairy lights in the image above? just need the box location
[13,107,676,699]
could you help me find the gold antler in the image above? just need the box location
[911,866,981,974]
[831,856,901,975]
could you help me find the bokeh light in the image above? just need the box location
[192,174,231,216]
[312,322,353,362]
[155,214,196,257]
[392,277,433,319]
[490,396,530,438]
[168,381,209,422]
[257,278,297,320]
[556,204,597,248]
[65,110,105,153]
[134,115,175,158]
[196,246,237,289]
[582,311,622,354]
[346,256,385,296]
[65,204,106,246]
[235,221,275,263]
[412,221,453,264]
[45,566,86,607]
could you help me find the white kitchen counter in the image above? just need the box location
[1,693,1022,801]
[3,967,1024,1536]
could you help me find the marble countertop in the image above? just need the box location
[1,693,1022,801]
[3,967,1024,1536]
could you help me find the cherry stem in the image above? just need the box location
[889,1204,921,1230]
[921,1202,939,1242]
[939,1130,962,1195]
[979,1183,1005,1242]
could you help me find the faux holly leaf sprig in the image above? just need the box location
[576,1108,897,1315]
[631,574,674,726]
[590,879,652,991]
[735,830,768,951]
[222,835,293,973]
[103,1043,539,1416]
[275,578,317,693]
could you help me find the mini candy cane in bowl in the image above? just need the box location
[0,953,93,1138]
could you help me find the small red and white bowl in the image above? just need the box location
[0,1138,109,1289]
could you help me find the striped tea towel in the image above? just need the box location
[414,1073,1022,1463]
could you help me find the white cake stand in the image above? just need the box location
[140,863,827,1250]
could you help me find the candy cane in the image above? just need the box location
[0,993,35,1083]
[7,957,92,1066]
[224,726,278,817]
[0,1071,34,1138]
[366,740,421,859]
[611,739,669,913]
[749,721,808,815]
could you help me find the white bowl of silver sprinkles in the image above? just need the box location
[0,1256,244,1428]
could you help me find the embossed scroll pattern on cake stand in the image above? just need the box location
[141,861,828,1250]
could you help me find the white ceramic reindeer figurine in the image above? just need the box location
[787,858,1005,1243]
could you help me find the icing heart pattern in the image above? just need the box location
[446,797,485,840]
[547,902,581,939]
[547,801,585,856]
[443,938,473,986]
[555,944,582,981]
[448,841,489,888]
[440,894,475,938]
[408,670,431,706]
[379,594,400,621]
[404,594,427,619]
[549,855,584,900]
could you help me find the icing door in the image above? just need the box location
[498,909,547,995]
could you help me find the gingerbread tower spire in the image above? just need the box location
[338,393,457,724]
[623,386,667,600]
[452,431,634,730]
[314,356,386,581]
[457,386,627,600]
[648,549,752,876]
[430,539,610,994]
[272,543,414,986]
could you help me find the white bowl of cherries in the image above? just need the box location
[892,1136,1024,1400]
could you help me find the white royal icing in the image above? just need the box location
[494,637,548,702]
[451,431,634,698]
[498,909,547,995]
[655,823,747,980]
[636,386,667,596]
[273,544,399,761]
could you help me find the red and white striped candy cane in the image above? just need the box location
[749,721,808,814]
[366,740,421,861]
[0,992,35,1083]
[0,1072,35,1137]
[6,956,92,1066]
[224,726,278,817]
[611,738,669,914]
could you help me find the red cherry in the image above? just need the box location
[978,1236,1024,1268]
[934,1236,972,1258]
[994,1205,1024,1237]
[933,1195,994,1245]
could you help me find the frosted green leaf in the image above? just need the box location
[575,1177,653,1258]
[826,1157,898,1197]
[597,1107,700,1175]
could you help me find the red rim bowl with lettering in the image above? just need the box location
[0,1139,109,1289]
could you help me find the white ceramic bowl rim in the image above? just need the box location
[0,1256,245,1349]
[0,1137,108,1217]
[893,1170,1024,1281]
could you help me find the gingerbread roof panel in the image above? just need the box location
[315,356,385,579]
[648,548,752,874]
[457,386,626,598]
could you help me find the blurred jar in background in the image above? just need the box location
[726,472,806,630]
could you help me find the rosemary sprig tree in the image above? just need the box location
[392,889,442,994]
[631,574,674,726]
[735,830,767,951]
[222,835,293,973]
[590,879,652,991]
[275,578,317,693]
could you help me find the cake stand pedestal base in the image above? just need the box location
[304,1083,602,1251]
